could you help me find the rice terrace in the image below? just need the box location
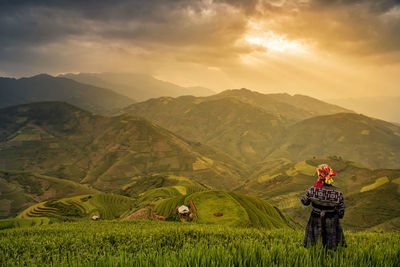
[1,0,400,266]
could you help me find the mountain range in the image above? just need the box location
[124,89,400,169]
[0,102,246,193]
[1,75,399,231]
[0,74,134,114]
[60,72,215,101]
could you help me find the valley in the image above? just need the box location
[0,88,399,233]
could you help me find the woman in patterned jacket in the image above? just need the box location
[300,164,346,249]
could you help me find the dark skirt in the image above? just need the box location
[304,211,346,249]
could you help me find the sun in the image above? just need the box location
[245,31,307,54]
[243,20,308,55]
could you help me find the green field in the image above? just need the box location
[1,221,399,266]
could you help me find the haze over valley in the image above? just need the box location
[0,73,399,232]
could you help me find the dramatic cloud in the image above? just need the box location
[0,0,399,98]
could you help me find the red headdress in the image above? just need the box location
[314,164,336,188]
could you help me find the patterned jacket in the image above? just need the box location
[301,184,345,218]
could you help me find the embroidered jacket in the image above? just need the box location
[301,184,345,218]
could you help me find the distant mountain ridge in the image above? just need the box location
[124,89,400,167]
[60,72,215,101]
[0,74,134,114]
[210,89,353,122]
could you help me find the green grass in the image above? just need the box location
[0,220,399,266]
[0,217,51,230]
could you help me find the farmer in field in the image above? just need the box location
[300,164,346,249]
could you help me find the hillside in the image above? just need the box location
[0,74,134,114]
[126,96,286,163]
[15,173,196,221]
[18,193,135,220]
[154,190,296,229]
[269,113,400,169]
[0,170,98,218]
[124,90,398,168]
[209,88,352,122]
[18,188,294,230]
[0,102,247,192]
[235,156,400,231]
[61,72,214,101]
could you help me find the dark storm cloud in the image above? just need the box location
[0,0,253,75]
[0,0,251,50]
[1,0,400,76]
[311,0,400,13]
[1,0,399,49]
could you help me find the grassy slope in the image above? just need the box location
[121,174,206,213]
[0,170,98,218]
[155,190,293,229]
[236,156,400,231]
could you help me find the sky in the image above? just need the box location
[0,0,400,99]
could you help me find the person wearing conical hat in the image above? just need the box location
[300,164,346,249]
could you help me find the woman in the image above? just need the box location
[300,164,346,249]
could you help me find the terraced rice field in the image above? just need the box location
[18,194,135,220]
[155,190,294,229]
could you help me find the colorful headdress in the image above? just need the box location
[314,164,336,188]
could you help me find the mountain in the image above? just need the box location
[0,102,247,192]
[269,113,400,169]
[0,74,134,114]
[124,89,398,168]
[235,156,400,231]
[327,96,400,124]
[125,95,287,163]
[60,72,215,101]
[210,89,353,122]
[0,170,98,218]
